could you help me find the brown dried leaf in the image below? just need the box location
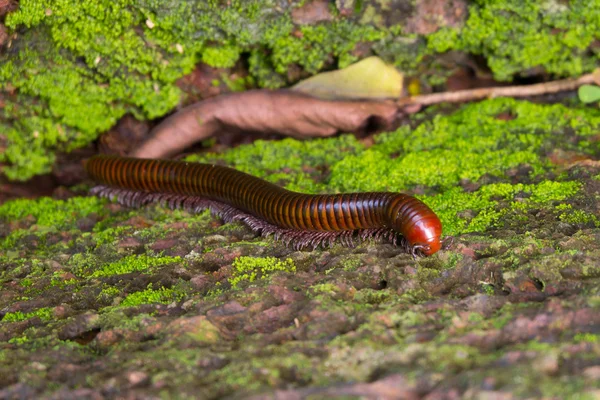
[131,90,398,159]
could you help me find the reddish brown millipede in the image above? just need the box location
[86,155,443,256]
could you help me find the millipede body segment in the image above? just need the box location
[85,155,443,256]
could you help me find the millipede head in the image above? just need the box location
[394,216,443,257]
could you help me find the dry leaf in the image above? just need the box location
[291,56,404,100]
[130,90,398,159]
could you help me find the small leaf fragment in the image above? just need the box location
[292,56,404,100]
[578,84,600,104]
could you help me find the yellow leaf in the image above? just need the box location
[292,56,404,100]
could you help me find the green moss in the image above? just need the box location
[353,289,391,305]
[201,45,241,68]
[481,283,495,296]
[90,254,182,278]
[2,307,53,323]
[420,181,581,236]
[0,1,394,180]
[67,252,101,277]
[229,256,296,289]
[97,285,121,302]
[427,344,483,372]
[0,196,107,252]
[265,20,386,75]
[427,0,600,81]
[400,288,433,303]
[50,270,78,288]
[19,278,34,287]
[574,333,599,343]
[309,283,339,296]
[92,226,134,246]
[187,135,363,193]
[120,284,184,307]
[0,196,105,227]
[8,335,30,345]
[0,27,180,180]
[209,350,314,392]
[555,204,600,227]
[331,98,600,192]
[416,265,441,281]
[341,257,362,272]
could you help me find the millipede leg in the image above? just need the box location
[91,186,409,252]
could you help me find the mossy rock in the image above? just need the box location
[2,0,600,180]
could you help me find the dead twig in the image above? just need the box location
[397,72,600,107]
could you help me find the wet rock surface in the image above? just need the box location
[1,203,599,398]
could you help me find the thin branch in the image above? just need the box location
[397,71,600,107]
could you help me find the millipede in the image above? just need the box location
[85,155,443,256]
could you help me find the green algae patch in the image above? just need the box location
[229,256,296,289]
[353,288,392,305]
[309,283,341,297]
[201,45,242,69]
[428,0,600,81]
[90,254,183,278]
[264,20,386,77]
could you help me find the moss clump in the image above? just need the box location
[120,284,183,307]
[97,285,121,302]
[201,45,242,68]
[309,283,339,297]
[573,333,599,343]
[2,307,53,323]
[90,254,182,278]
[229,256,296,289]
[428,0,600,81]
[91,226,135,246]
[263,20,386,76]
[353,289,391,305]
[428,181,581,236]
[555,204,600,227]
